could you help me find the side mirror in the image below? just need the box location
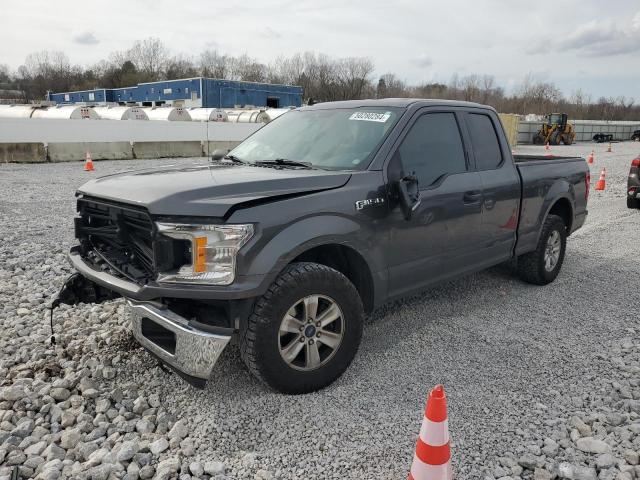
[211,149,226,161]
[398,174,421,220]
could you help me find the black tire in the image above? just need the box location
[240,262,364,394]
[517,214,567,285]
[550,132,561,145]
[628,197,640,209]
[532,134,544,145]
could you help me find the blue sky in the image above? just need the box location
[2,0,639,99]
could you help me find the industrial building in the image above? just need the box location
[47,78,303,109]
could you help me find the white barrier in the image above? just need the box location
[0,118,261,143]
[0,118,262,162]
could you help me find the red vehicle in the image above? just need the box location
[628,156,640,209]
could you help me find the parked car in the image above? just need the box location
[628,155,640,209]
[593,133,614,143]
[53,99,590,393]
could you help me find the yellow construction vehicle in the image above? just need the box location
[532,113,575,145]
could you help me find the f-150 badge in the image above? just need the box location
[355,198,385,210]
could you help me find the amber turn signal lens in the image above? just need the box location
[194,237,207,272]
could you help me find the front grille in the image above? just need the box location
[75,196,156,283]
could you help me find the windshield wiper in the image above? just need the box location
[254,158,313,169]
[223,154,245,164]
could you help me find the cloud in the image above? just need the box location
[73,31,99,45]
[413,54,433,68]
[528,11,640,57]
[204,40,220,49]
[259,27,282,40]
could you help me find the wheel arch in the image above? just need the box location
[290,243,375,315]
[246,215,382,314]
[546,196,573,234]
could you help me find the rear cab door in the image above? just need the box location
[461,109,521,264]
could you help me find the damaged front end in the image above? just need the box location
[49,196,238,388]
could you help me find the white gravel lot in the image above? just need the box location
[0,141,639,480]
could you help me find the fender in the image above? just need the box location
[533,179,574,244]
[246,214,384,293]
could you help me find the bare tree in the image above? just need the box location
[127,37,168,81]
[0,64,10,84]
[228,54,266,82]
[460,75,481,102]
[377,73,406,98]
[18,50,75,100]
[516,74,563,114]
[199,50,229,78]
[165,54,197,80]
[334,57,374,100]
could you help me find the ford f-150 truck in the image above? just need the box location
[54,99,589,394]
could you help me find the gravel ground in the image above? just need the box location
[0,141,639,479]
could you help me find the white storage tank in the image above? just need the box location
[187,108,228,122]
[93,106,149,121]
[225,109,269,123]
[263,107,295,122]
[0,105,40,118]
[143,107,191,121]
[31,105,99,120]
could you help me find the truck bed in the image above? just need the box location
[513,153,588,257]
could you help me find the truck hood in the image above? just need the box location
[77,163,352,217]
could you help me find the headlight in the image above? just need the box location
[156,223,254,285]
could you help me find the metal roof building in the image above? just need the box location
[47,78,302,109]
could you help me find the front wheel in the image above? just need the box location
[517,214,567,285]
[628,197,640,209]
[240,262,364,394]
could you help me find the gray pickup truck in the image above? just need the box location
[54,99,589,394]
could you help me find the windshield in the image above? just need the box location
[229,107,403,170]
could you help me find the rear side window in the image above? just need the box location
[397,113,467,188]
[466,113,503,170]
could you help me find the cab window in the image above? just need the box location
[396,112,467,187]
[467,113,503,170]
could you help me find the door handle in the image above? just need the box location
[463,190,482,204]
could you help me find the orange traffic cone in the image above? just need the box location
[607,142,612,153]
[408,385,453,480]
[587,151,594,164]
[595,167,606,191]
[84,151,95,171]
[545,142,550,151]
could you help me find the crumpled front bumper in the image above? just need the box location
[127,300,232,388]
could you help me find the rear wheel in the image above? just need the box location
[517,214,567,285]
[240,262,364,394]
[628,197,640,209]
[532,134,544,145]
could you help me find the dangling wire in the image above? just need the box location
[48,299,60,346]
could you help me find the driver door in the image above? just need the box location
[386,110,485,298]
